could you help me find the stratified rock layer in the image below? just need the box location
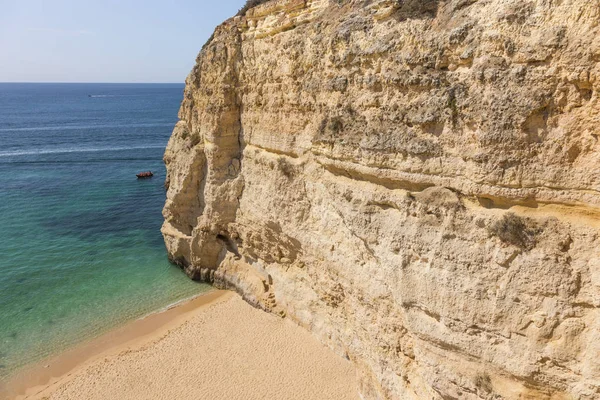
[162,1,600,398]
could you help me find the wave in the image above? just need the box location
[2,158,161,165]
[0,122,175,133]
[0,145,166,158]
[141,290,213,320]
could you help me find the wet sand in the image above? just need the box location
[3,291,358,400]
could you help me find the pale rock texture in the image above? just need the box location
[162,0,600,398]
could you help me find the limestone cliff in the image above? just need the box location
[162,0,600,398]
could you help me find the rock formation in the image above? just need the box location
[162,0,600,398]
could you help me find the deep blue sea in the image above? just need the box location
[0,83,209,379]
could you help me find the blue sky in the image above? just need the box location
[0,0,246,83]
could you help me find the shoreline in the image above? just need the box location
[2,289,358,400]
[2,290,229,399]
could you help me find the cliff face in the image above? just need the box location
[162,0,600,398]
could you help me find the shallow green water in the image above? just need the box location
[0,83,209,378]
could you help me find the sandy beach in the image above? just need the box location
[3,291,358,400]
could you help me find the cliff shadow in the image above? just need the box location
[392,0,441,21]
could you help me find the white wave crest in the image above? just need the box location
[0,145,165,157]
[0,122,174,133]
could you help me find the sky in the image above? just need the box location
[0,0,246,83]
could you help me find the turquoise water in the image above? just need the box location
[0,83,209,379]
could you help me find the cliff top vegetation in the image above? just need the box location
[237,0,271,16]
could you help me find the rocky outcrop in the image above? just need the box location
[162,0,600,398]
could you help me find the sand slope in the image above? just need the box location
[21,293,358,400]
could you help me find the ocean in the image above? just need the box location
[0,83,209,379]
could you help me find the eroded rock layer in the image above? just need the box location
[162,1,600,398]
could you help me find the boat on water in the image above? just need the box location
[136,171,153,179]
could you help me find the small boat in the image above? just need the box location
[136,171,154,179]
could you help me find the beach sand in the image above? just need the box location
[4,291,358,400]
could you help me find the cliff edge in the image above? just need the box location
[162,0,600,398]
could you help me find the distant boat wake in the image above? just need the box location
[88,94,143,98]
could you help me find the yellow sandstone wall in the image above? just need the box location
[162,1,600,398]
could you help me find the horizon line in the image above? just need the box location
[0,81,185,84]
